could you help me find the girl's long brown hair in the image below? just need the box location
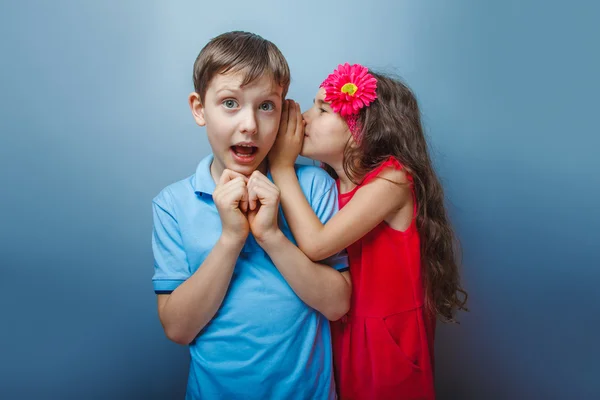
[323,71,468,322]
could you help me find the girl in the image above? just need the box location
[269,63,468,399]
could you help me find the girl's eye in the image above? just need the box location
[319,108,327,113]
[260,102,275,111]
[223,99,238,109]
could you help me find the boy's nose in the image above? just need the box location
[240,110,258,135]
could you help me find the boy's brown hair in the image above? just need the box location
[193,31,291,103]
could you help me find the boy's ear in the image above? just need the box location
[189,92,206,126]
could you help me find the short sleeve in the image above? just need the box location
[302,168,350,272]
[152,189,190,294]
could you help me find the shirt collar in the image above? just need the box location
[193,154,216,196]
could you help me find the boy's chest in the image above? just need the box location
[178,199,293,273]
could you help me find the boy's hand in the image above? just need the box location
[247,171,282,243]
[213,169,250,244]
[269,100,304,170]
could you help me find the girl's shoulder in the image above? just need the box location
[361,156,413,188]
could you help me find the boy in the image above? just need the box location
[151,31,351,399]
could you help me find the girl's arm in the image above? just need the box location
[271,166,411,261]
[269,101,412,261]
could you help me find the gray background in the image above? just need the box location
[1,0,598,399]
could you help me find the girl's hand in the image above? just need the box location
[269,99,304,170]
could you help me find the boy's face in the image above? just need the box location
[190,71,283,179]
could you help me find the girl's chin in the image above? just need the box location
[300,144,328,165]
[299,145,313,159]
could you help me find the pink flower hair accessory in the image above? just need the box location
[320,63,378,137]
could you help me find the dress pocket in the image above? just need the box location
[381,309,423,371]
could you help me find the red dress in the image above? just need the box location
[331,157,436,400]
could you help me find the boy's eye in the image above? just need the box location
[223,99,238,109]
[259,102,275,111]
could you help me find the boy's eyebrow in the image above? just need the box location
[214,87,282,99]
[215,86,240,94]
[267,90,282,98]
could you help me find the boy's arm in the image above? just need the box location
[153,170,249,345]
[258,231,351,321]
[156,237,244,345]
[247,171,351,321]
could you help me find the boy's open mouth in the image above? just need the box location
[231,144,258,158]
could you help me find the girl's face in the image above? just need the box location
[301,88,353,167]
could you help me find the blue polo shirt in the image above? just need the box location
[152,154,348,400]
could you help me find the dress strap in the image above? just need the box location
[361,156,412,186]
[361,157,417,217]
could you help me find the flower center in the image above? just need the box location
[341,83,358,96]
